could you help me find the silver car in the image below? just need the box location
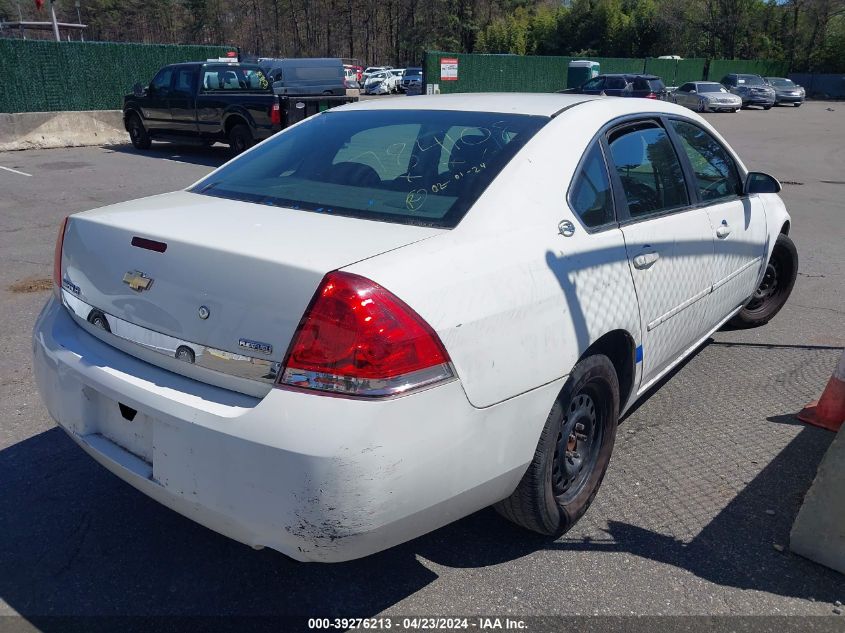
[764,77,805,107]
[672,81,742,112]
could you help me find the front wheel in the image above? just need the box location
[228,124,253,155]
[764,105,772,110]
[794,103,802,107]
[729,233,798,328]
[127,113,151,150]
[495,354,619,536]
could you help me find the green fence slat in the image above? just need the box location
[0,40,230,113]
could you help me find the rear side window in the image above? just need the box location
[607,122,689,218]
[192,110,546,228]
[569,144,614,228]
[202,65,269,91]
[670,120,742,202]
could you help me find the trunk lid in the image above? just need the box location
[61,191,441,388]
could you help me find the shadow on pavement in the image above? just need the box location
[1,411,843,627]
[102,143,231,169]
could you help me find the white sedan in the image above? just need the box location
[34,94,797,562]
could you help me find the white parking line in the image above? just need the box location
[0,165,33,177]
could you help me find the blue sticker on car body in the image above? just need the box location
[635,345,643,363]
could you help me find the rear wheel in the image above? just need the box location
[228,124,253,155]
[127,113,151,150]
[729,233,798,328]
[495,354,619,536]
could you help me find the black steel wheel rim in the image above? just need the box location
[746,258,781,312]
[552,385,604,502]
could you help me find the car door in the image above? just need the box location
[668,118,768,325]
[607,119,716,384]
[143,67,174,131]
[674,83,693,107]
[169,66,198,134]
[604,76,628,97]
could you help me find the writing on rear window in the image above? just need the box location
[191,110,546,228]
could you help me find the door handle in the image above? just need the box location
[716,221,731,239]
[633,252,660,269]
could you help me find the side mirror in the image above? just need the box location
[690,89,697,94]
[744,171,781,194]
[133,82,147,98]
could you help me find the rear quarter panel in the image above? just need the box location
[347,103,643,409]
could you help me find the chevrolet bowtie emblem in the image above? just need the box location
[122,270,153,292]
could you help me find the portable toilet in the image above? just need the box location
[567,60,600,89]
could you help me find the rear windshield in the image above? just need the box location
[192,110,547,228]
[647,78,665,91]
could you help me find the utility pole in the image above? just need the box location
[50,0,60,41]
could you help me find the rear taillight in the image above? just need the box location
[278,271,453,397]
[645,92,658,99]
[270,102,281,126]
[52,216,68,298]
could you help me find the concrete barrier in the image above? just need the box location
[0,110,127,152]
[790,423,845,574]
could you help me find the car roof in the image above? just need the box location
[695,81,722,85]
[336,92,694,118]
[601,73,661,79]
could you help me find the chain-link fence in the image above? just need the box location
[0,40,230,113]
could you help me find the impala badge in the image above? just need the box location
[122,270,153,292]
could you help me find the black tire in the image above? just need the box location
[764,105,772,110]
[127,113,151,150]
[228,124,253,155]
[729,233,798,328]
[794,102,802,107]
[495,354,619,536]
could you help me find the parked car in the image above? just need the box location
[720,74,776,109]
[38,94,796,563]
[570,74,668,99]
[401,67,423,93]
[123,61,354,155]
[362,65,392,81]
[764,77,805,106]
[672,81,742,112]
[363,69,401,94]
[258,58,346,96]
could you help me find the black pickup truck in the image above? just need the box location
[123,61,355,154]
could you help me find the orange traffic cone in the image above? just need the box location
[797,348,845,432]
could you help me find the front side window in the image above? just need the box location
[191,110,546,228]
[569,144,614,228]
[670,120,742,202]
[607,122,689,218]
[173,68,196,95]
[582,77,604,91]
[151,68,173,93]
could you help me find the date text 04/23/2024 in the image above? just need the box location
[307,617,528,630]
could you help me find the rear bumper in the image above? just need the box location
[32,297,560,562]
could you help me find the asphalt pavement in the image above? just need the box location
[0,100,844,627]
